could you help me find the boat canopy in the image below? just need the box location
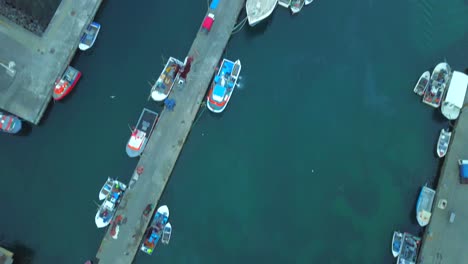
[445,71,468,108]
[213,85,226,102]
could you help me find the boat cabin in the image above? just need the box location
[441,71,468,120]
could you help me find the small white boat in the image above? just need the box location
[413,71,430,96]
[150,57,184,102]
[422,62,451,108]
[290,0,305,14]
[396,233,421,264]
[436,128,452,158]
[441,71,468,120]
[278,0,292,8]
[161,222,172,245]
[416,185,436,227]
[392,231,403,257]
[95,181,127,228]
[79,22,101,51]
[305,0,313,5]
[246,0,278,26]
[98,177,114,200]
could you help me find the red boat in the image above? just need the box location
[201,13,215,33]
[53,66,82,100]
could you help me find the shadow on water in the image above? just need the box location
[37,100,55,127]
[16,121,33,137]
[244,10,274,38]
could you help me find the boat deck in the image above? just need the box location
[246,0,277,25]
[0,0,103,124]
[135,108,158,132]
[418,92,468,263]
[95,0,245,263]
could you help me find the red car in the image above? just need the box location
[201,13,215,33]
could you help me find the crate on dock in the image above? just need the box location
[458,159,468,184]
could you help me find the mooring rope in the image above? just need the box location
[192,101,207,129]
[232,16,248,35]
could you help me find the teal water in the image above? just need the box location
[1,0,468,263]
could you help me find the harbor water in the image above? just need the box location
[1,0,468,263]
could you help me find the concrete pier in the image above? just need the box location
[95,0,245,263]
[417,98,468,263]
[0,0,102,124]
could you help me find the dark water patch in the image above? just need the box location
[3,242,35,264]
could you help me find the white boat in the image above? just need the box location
[161,222,172,245]
[396,233,421,264]
[246,0,278,26]
[150,57,184,102]
[140,205,170,255]
[413,71,430,96]
[79,22,101,51]
[206,59,241,113]
[95,181,127,228]
[98,177,114,200]
[290,0,305,14]
[305,0,313,5]
[392,231,403,258]
[416,186,436,227]
[441,71,468,120]
[422,62,451,108]
[126,108,159,158]
[278,0,292,8]
[436,128,452,158]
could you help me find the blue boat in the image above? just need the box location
[79,22,101,51]
[206,59,241,113]
[140,205,169,255]
[0,112,22,134]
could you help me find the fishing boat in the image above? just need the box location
[436,128,452,158]
[150,57,184,101]
[95,181,127,228]
[441,71,468,120]
[246,0,278,26]
[422,62,451,108]
[392,231,403,257]
[396,233,421,264]
[99,177,115,200]
[305,0,313,5]
[0,112,22,134]
[161,222,172,245]
[126,108,159,158]
[291,0,305,14]
[78,22,101,51]
[207,58,241,113]
[53,66,82,100]
[413,71,430,96]
[278,0,292,8]
[416,185,436,227]
[141,205,170,255]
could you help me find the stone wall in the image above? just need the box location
[0,0,61,35]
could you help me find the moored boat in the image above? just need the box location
[95,180,127,228]
[422,62,451,108]
[126,108,159,158]
[99,177,115,200]
[207,58,241,113]
[0,112,22,134]
[291,0,305,14]
[396,232,421,264]
[278,0,292,7]
[392,231,403,258]
[141,205,170,255]
[161,222,172,245]
[413,71,430,96]
[79,22,101,51]
[305,0,313,5]
[53,66,82,100]
[436,128,452,158]
[150,57,184,102]
[441,71,468,120]
[246,0,278,26]
[416,185,436,227]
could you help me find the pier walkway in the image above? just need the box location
[95,1,245,263]
[0,0,102,124]
[418,97,468,263]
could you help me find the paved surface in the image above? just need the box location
[246,0,277,26]
[95,1,245,263]
[0,0,102,124]
[418,95,468,264]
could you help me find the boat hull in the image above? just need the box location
[422,62,451,108]
[140,205,170,255]
[95,181,127,228]
[416,186,436,227]
[0,113,22,134]
[79,22,101,51]
[126,108,159,158]
[305,0,313,5]
[53,66,82,100]
[99,177,114,200]
[441,71,468,120]
[161,222,172,245]
[392,231,403,257]
[413,71,430,96]
[246,0,277,26]
[207,59,241,113]
[436,128,452,158]
[278,0,292,7]
[291,0,305,13]
[150,57,183,101]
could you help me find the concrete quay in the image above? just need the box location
[417,98,468,263]
[95,0,245,263]
[0,0,102,124]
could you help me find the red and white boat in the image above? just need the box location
[206,58,241,113]
[53,66,81,100]
[126,108,159,158]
